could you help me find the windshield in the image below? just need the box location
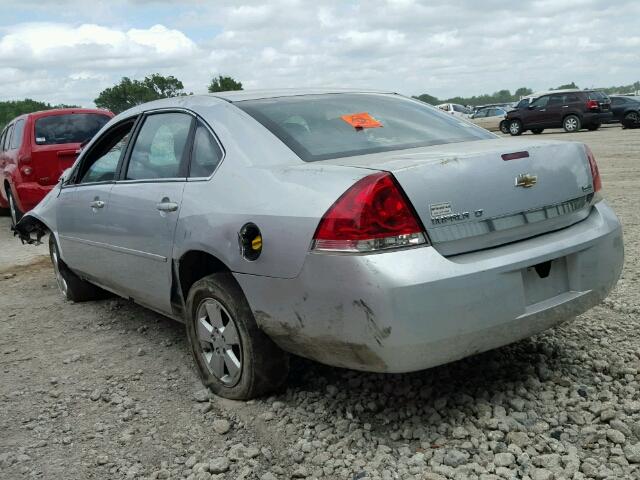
[237,93,493,162]
[35,113,111,146]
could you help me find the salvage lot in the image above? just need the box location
[1,125,639,479]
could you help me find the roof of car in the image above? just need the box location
[209,88,395,102]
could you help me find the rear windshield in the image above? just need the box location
[237,93,493,162]
[34,113,110,145]
[588,91,609,101]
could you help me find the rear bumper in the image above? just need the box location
[14,182,54,212]
[584,112,613,125]
[235,201,623,373]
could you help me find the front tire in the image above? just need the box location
[531,128,544,134]
[186,273,289,400]
[499,120,510,134]
[563,115,581,133]
[587,123,600,131]
[49,235,106,302]
[509,119,523,136]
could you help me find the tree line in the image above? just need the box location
[2,75,639,130]
[415,81,640,107]
[0,74,244,130]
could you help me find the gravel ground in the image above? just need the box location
[1,125,639,480]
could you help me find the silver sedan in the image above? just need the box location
[16,89,624,399]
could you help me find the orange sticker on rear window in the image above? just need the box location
[340,112,382,129]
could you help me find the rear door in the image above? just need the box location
[56,118,137,284]
[101,111,194,313]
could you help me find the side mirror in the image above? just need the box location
[528,105,535,110]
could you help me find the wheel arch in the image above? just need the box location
[172,249,233,319]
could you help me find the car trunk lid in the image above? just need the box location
[30,144,81,186]
[322,138,595,256]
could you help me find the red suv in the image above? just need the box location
[0,108,113,225]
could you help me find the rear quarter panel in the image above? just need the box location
[173,102,373,279]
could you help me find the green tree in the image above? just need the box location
[94,74,187,114]
[553,82,579,90]
[208,75,243,93]
[412,93,440,105]
[0,99,78,131]
[515,87,533,98]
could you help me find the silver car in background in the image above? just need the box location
[16,89,624,399]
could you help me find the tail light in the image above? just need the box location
[586,99,599,110]
[585,145,601,193]
[312,172,427,253]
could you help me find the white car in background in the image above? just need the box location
[436,103,472,118]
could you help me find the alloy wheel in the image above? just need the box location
[51,242,69,297]
[195,298,243,386]
[509,121,521,135]
[565,117,578,131]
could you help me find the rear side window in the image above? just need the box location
[126,113,193,180]
[35,113,110,145]
[238,94,493,162]
[10,119,25,150]
[189,123,223,178]
[0,128,7,151]
[2,125,14,151]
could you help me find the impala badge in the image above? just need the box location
[515,173,538,188]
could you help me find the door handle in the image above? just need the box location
[90,200,105,209]
[562,105,569,108]
[539,109,546,112]
[156,201,179,212]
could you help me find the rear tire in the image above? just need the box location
[49,235,106,302]
[563,115,581,133]
[531,128,544,134]
[499,120,510,134]
[7,189,23,228]
[186,273,289,400]
[509,119,523,136]
[622,111,639,129]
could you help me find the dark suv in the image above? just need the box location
[506,90,612,135]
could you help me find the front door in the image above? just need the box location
[101,111,194,313]
[56,119,136,285]
[526,95,550,127]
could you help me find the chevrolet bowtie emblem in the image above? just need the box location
[515,173,538,188]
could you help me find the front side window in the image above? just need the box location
[10,119,25,150]
[238,94,493,162]
[34,113,110,145]
[126,113,193,180]
[78,120,135,184]
[530,96,550,109]
[189,123,223,177]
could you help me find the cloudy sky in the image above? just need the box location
[1,0,639,107]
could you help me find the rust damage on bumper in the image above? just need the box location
[254,309,388,371]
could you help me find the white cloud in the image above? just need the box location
[0,0,640,106]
